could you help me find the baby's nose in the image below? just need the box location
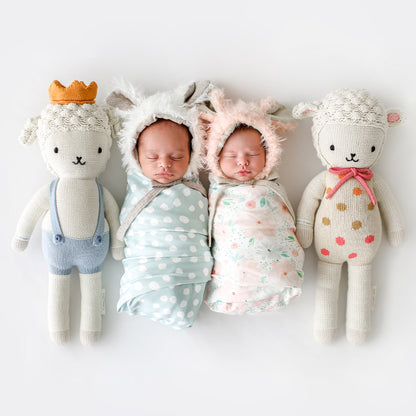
[159,158,172,168]
[237,157,249,166]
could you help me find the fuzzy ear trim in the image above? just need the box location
[115,81,207,179]
[202,89,294,180]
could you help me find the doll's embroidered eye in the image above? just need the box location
[98,147,102,154]
[371,146,376,152]
[330,145,335,151]
[54,147,58,153]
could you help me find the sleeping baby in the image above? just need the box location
[107,81,213,329]
[200,88,304,314]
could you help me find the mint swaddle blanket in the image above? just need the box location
[117,172,213,328]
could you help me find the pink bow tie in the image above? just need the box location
[326,167,377,205]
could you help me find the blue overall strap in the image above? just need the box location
[49,179,64,245]
[93,182,105,246]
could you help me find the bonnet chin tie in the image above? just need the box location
[117,179,207,241]
[326,167,376,205]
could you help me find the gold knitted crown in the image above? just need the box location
[48,80,98,105]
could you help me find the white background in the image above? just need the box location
[1,1,415,415]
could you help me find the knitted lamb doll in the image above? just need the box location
[200,88,304,314]
[12,80,124,346]
[293,89,404,345]
[106,81,213,329]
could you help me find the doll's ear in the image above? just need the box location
[183,80,213,106]
[386,109,405,127]
[292,101,321,119]
[18,116,40,145]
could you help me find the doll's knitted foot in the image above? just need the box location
[80,330,101,346]
[346,328,369,346]
[314,327,337,344]
[50,330,70,345]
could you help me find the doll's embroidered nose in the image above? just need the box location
[73,156,86,165]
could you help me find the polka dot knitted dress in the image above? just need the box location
[117,172,213,329]
[315,171,382,265]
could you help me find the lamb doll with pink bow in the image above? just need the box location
[293,89,405,345]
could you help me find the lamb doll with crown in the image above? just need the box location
[12,80,124,346]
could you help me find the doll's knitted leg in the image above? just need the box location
[314,261,342,344]
[346,264,372,345]
[79,272,102,346]
[48,273,71,345]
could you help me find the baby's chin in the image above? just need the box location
[228,173,257,181]
[152,173,181,184]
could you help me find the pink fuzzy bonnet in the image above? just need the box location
[200,88,295,180]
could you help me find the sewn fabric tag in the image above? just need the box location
[101,289,106,315]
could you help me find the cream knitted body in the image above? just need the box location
[12,80,123,346]
[312,171,381,265]
[293,89,405,345]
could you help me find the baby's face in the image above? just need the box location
[138,120,191,184]
[219,128,266,181]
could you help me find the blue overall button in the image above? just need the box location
[94,235,102,246]
[54,234,63,244]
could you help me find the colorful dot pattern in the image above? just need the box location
[316,172,380,263]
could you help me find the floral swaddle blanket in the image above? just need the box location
[118,172,213,329]
[206,181,304,314]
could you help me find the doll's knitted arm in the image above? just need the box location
[373,174,405,246]
[296,171,327,248]
[12,184,50,252]
[103,187,125,260]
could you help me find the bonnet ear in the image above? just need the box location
[106,79,143,111]
[205,87,227,113]
[18,116,40,146]
[106,90,136,111]
[195,85,223,122]
[263,100,294,123]
[260,98,295,132]
[104,107,121,139]
[386,109,405,127]
[183,80,213,106]
[292,101,321,119]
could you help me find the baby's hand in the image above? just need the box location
[11,236,29,252]
[295,224,313,248]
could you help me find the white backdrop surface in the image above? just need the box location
[1,1,415,415]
